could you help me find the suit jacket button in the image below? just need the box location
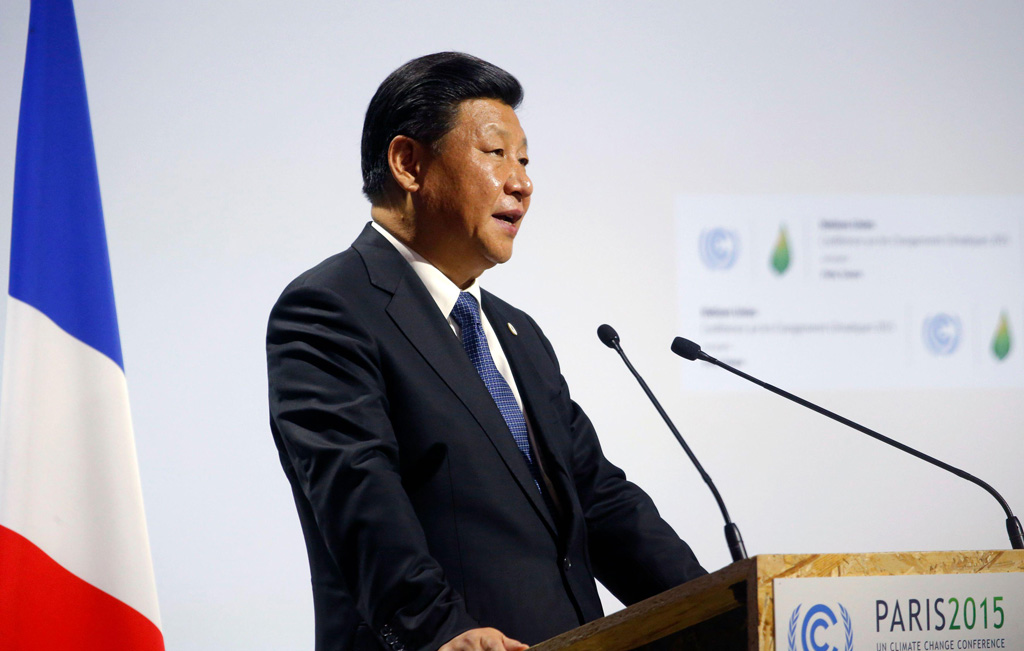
[562,557,572,571]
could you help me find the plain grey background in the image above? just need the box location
[1,2,1023,649]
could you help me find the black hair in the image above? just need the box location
[360,52,524,204]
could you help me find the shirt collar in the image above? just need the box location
[372,221,482,319]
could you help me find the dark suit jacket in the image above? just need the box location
[267,224,705,651]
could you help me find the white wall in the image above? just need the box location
[1,2,1022,649]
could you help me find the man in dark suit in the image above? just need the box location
[267,52,706,651]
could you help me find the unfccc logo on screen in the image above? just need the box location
[922,313,962,356]
[788,603,853,651]
[699,228,739,270]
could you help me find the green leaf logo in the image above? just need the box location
[771,226,791,275]
[992,312,1011,361]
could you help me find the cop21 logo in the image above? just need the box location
[922,313,962,356]
[698,228,739,270]
[788,603,854,651]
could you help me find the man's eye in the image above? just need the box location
[519,158,529,166]
[489,149,504,156]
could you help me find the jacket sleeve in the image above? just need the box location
[527,315,708,606]
[267,281,478,651]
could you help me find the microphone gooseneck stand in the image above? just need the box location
[598,325,747,561]
[671,336,1024,550]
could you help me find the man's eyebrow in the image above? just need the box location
[483,125,528,146]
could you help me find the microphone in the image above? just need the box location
[670,337,709,362]
[671,336,1024,550]
[598,324,747,561]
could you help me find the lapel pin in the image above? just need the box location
[507,322,518,336]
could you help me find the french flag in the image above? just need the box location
[0,1,164,648]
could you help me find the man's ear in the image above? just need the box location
[387,135,426,194]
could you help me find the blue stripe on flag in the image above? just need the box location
[8,0,123,370]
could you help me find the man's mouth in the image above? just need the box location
[492,210,522,224]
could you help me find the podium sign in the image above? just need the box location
[774,574,1024,651]
[531,552,1024,651]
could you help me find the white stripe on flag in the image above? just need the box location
[0,296,161,628]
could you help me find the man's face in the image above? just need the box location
[414,98,532,286]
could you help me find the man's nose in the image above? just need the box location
[506,165,533,199]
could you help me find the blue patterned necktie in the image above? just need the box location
[450,292,541,492]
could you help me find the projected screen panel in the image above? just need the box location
[676,196,1024,392]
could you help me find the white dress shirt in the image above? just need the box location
[372,221,525,411]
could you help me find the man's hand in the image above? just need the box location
[438,627,529,651]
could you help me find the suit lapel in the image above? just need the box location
[354,225,557,536]
[483,296,574,527]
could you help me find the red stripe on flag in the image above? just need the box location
[0,524,164,650]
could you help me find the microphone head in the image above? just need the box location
[671,337,702,361]
[597,324,620,348]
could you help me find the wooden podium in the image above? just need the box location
[531,551,1024,651]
